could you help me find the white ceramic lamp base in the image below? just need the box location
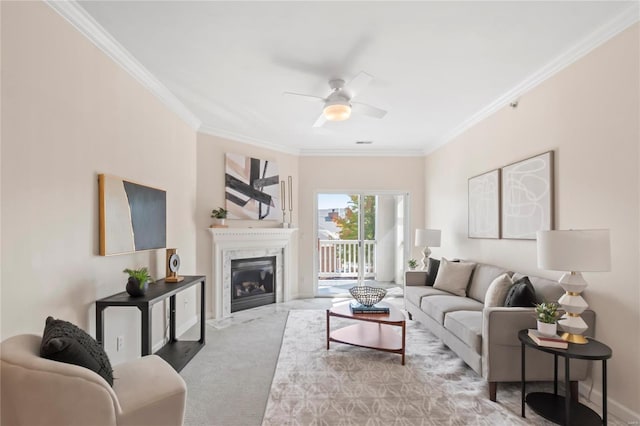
[558,271,589,344]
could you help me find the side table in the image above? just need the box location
[96,276,206,372]
[518,329,612,425]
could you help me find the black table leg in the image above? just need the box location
[565,356,571,425]
[554,354,558,395]
[169,295,176,343]
[96,304,106,347]
[199,279,206,344]
[521,342,526,417]
[140,306,152,356]
[603,360,607,425]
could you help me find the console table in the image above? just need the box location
[518,329,612,425]
[96,275,206,372]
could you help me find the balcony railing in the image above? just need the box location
[318,239,376,278]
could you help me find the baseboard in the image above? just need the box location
[579,382,640,423]
[151,315,199,353]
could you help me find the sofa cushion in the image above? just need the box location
[504,276,537,307]
[513,273,564,303]
[420,295,484,324]
[433,258,476,297]
[444,311,483,354]
[405,286,449,307]
[425,258,440,286]
[40,316,114,386]
[467,263,514,303]
[484,273,513,307]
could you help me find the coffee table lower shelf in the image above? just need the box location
[526,392,603,426]
[328,322,405,364]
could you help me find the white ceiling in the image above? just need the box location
[73,1,637,156]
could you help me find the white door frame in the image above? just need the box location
[313,190,411,296]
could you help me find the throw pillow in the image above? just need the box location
[433,258,476,297]
[425,258,440,286]
[40,316,114,386]
[504,276,537,307]
[484,273,514,307]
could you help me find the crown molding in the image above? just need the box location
[46,1,202,130]
[299,148,426,157]
[428,2,640,155]
[198,125,301,156]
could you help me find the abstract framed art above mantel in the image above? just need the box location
[224,153,280,221]
[468,169,500,239]
[501,151,554,240]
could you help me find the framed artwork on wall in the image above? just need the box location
[98,174,166,256]
[225,153,280,220]
[501,151,554,240]
[468,169,501,239]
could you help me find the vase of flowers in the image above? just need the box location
[535,302,559,336]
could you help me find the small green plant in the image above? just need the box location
[407,259,418,269]
[211,207,228,219]
[123,267,153,289]
[535,302,559,324]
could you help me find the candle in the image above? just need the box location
[280,181,285,210]
[288,176,293,211]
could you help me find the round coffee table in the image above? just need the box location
[326,302,406,365]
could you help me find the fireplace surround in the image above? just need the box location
[209,228,297,319]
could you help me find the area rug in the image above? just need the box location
[263,310,555,426]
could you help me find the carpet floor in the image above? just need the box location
[262,309,621,426]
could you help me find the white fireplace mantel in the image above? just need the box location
[209,227,297,319]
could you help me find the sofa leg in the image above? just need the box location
[570,381,579,403]
[489,382,497,402]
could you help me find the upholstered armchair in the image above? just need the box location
[1,334,187,426]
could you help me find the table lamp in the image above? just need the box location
[536,229,610,344]
[415,229,441,271]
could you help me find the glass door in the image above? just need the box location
[316,192,407,297]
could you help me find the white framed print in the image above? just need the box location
[468,169,500,239]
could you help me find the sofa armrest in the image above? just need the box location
[405,271,428,286]
[482,307,595,382]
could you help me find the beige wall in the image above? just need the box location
[195,133,299,314]
[424,24,639,418]
[1,2,198,365]
[298,156,425,297]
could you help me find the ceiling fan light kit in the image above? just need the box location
[323,101,351,121]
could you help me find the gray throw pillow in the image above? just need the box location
[425,258,440,286]
[433,258,476,297]
[504,276,537,307]
[484,273,513,307]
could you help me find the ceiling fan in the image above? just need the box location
[283,71,387,127]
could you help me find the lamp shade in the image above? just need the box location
[415,229,441,247]
[537,229,611,272]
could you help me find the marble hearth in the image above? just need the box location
[209,228,297,319]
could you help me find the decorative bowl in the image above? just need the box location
[349,286,387,307]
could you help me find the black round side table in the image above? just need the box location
[518,329,612,425]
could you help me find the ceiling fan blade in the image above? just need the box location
[312,113,327,128]
[346,71,374,98]
[283,92,325,102]
[352,102,387,119]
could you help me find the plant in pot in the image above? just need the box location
[535,301,559,336]
[407,259,418,270]
[211,207,228,226]
[123,267,154,297]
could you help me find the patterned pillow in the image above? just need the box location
[40,316,114,386]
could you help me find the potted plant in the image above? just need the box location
[535,302,559,336]
[211,207,228,226]
[407,259,418,270]
[123,267,154,297]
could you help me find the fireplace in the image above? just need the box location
[230,256,276,312]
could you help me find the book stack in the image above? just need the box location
[350,301,390,314]
[528,329,568,349]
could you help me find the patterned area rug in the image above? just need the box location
[262,310,610,426]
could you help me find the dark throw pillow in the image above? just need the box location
[40,316,114,386]
[504,276,537,308]
[425,258,440,286]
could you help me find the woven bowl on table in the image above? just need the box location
[349,286,387,307]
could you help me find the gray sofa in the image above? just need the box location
[405,261,595,401]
